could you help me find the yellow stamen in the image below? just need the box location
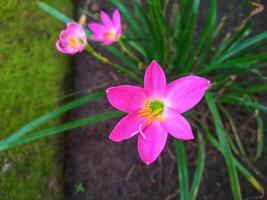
[104,32,116,40]
[138,108,150,114]
[155,115,165,122]
[144,100,150,107]
[153,108,162,115]
[68,37,77,48]
[138,112,151,118]
[148,114,154,125]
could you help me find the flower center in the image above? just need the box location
[104,31,116,40]
[138,100,165,125]
[68,36,78,48]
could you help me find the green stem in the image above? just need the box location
[118,39,145,69]
[85,44,142,83]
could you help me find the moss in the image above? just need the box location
[0,1,73,199]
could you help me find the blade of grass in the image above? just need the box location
[187,0,217,69]
[220,95,267,112]
[0,91,105,151]
[212,31,267,65]
[175,140,189,200]
[37,1,74,23]
[255,116,264,160]
[189,132,205,200]
[205,92,242,200]
[1,111,123,151]
[204,126,264,194]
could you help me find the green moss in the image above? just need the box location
[0,1,73,199]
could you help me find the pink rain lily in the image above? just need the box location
[88,9,122,45]
[106,61,210,165]
[56,23,87,55]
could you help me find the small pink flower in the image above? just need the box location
[56,23,87,55]
[106,61,210,165]
[88,9,122,45]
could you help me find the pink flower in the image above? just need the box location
[106,61,210,165]
[88,9,122,45]
[56,23,87,55]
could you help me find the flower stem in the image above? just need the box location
[85,44,142,83]
[117,39,145,69]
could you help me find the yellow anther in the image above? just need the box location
[68,37,77,48]
[155,115,165,122]
[104,31,116,40]
[148,114,154,125]
[144,100,150,108]
[153,108,162,116]
[138,108,150,114]
[138,112,151,118]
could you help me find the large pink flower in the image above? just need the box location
[106,61,210,165]
[56,23,87,55]
[88,9,122,45]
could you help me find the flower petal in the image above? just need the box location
[166,75,210,113]
[106,85,146,113]
[138,121,168,165]
[56,40,78,55]
[109,111,147,142]
[162,108,194,140]
[112,9,121,30]
[144,60,167,98]
[100,10,114,29]
[88,22,107,34]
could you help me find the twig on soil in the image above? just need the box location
[164,189,179,200]
[125,164,136,181]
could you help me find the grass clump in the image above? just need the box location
[0,1,72,199]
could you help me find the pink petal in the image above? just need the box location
[88,23,107,34]
[91,34,103,42]
[166,75,210,113]
[109,111,147,142]
[144,60,167,98]
[138,121,168,165]
[103,40,115,45]
[162,108,194,140]
[106,85,147,113]
[56,40,77,55]
[100,10,114,29]
[112,9,121,30]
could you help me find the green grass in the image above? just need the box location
[0,1,73,199]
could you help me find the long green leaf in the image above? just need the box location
[189,132,205,200]
[204,127,264,194]
[38,1,74,23]
[205,92,242,200]
[175,140,189,200]
[255,116,264,160]
[0,91,105,151]
[1,111,123,151]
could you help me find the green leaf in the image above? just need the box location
[0,91,105,151]
[3,111,123,150]
[37,1,74,23]
[205,92,242,200]
[213,31,267,65]
[221,95,267,112]
[255,116,264,160]
[189,132,205,200]
[205,127,264,194]
[175,140,189,200]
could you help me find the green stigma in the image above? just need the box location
[149,100,164,114]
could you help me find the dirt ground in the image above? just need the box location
[64,0,267,199]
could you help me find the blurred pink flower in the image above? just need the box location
[56,23,87,54]
[106,61,210,165]
[88,9,122,45]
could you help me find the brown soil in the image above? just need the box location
[64,0,267,199]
